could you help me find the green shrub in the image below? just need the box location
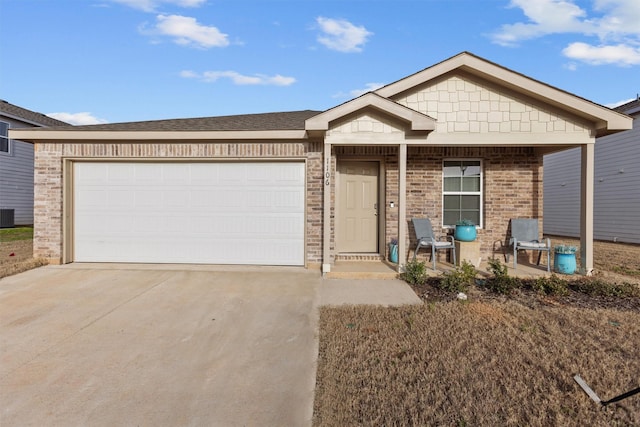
[532,274,569,296]
[570,278,640,298]
[484,258,518,295]
[487,257,508,277]
[438,261,477,292]
[401,259,428,285]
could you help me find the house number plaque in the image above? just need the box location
[325,158,331,186]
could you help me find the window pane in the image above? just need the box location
[443,210,459,226]
[443,177,461,192]
[460,211,480,225]
[462,161,480,177]
[443,162,461,177]
[462,177,480,191]
[443,195,460,209]
[461,195,480,209]
[0,138,7,153]
[0,122,8,137]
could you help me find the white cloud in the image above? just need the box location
[563,42,640,65]
[112,0,206,12]
[605,97,635,108]
[47,112,109,126]
[151,14,229,48]
[491,0,593,46]
[316,17,373,53]
[331,82,385,99]
[491,0,640,67]
[181,70,296,86]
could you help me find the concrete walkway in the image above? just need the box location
[0,264,420,426]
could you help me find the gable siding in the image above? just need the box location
[544,112,640,243]
[393,74,590,137]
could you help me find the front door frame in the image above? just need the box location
[335,157,386,255]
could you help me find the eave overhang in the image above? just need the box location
[8,129,308,143]
[305,92,436,137]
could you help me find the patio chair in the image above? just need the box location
[505,219,550,272]
[412,218,456,270]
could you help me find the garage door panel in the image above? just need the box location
[74,162,305,266]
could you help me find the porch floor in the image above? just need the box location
[326,258,554,280]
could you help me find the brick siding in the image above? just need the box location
[332,145,543,264]
[33,141,323,264]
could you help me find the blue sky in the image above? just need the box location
[1,0,639,125]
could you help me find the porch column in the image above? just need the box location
[580,143,594,275]
[322,142,332,274]
[398,143,407,271]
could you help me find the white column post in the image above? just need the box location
[398,143,407,271]
[580,143,594,275]
[322,143,332,274]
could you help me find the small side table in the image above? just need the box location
[455,240,481,267]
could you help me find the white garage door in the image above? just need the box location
[73,162,305,265]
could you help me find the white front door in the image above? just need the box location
[337,161,379,253]
[73,162,305,265]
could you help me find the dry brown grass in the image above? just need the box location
[314,301,640,426]
[0,237,48,279]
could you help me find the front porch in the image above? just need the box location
[326,258,555,280]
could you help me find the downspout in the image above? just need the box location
[580,143,594,275]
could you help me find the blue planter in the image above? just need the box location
[389,244,398,263]
[454,225,477,242]
[554,253,576,275]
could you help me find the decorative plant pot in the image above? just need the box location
[389,244,398,263]
[454,225,477,242]
[554,252,576,275]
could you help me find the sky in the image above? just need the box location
[1,0,639,125]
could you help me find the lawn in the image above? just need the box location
[0,227,47,279]
[314,291,640,426]
[313,262,640,426]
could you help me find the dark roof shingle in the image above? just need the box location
[0,100,70,127]
[41,110,323,132]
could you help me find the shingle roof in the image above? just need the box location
[614,97,640,114]
[39,110,323,132]
[0,100,70,127]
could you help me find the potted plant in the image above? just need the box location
[554,244,577,275]
[389,238,398,263]
[454,219,477,242]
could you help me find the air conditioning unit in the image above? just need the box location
[0,209,15,228]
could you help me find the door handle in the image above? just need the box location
[374,203,377,216]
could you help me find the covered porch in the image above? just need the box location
[304,53,631,277]
[326,257,556,280]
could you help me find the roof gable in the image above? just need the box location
[305,93,436,136]
[375,52,631,136]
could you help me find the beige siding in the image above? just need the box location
[394,74,590,137]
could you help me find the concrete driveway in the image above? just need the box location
[0,265,320,427]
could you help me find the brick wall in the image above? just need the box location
[33,141,323,264]
[332,145,542,264]
[403,146,542,263]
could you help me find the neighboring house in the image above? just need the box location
[11,52,632,274]
[0,100,68,226]
[544,97,640,244]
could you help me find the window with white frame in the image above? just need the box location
[442,160,482,227]
[0,121,10,154]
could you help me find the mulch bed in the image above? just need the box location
[408,278,640,312]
